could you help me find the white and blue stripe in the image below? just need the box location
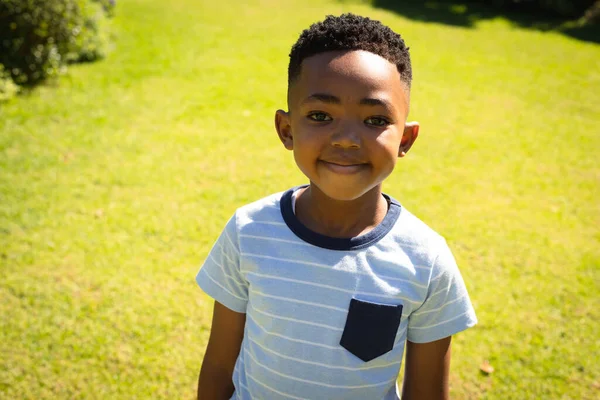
[197,186,477,399]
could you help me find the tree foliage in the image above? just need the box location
[0,0,113,90]
[491,0,596,18]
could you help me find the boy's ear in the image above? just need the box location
[399,121,419,157]
[275,109,293,150]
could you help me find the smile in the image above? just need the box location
[320,161,367,175]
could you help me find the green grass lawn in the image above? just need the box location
[1,0,599,398]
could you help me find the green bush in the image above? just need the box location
[536,0,595,17]
[491,0,596,18]
[0,0,112,87]
[93,0,116,17]
[69,0,113,63]
[0,64,19,102]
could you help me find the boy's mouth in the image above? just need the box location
[320,160,368,174]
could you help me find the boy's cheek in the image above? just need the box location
[292,130,327,150]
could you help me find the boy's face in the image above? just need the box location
[276,50,419,201]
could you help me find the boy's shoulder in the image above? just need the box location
[386,196,449,257]
[232,190,287,228]
[394,202,444,242]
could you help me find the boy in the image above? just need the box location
[196,13,477,400]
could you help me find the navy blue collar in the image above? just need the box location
[280,186,401,251]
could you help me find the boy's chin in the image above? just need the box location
[310,182,380,203]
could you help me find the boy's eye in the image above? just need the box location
[365,117,390,127]
[308,112,332,122]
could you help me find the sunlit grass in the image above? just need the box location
[1,0,599,398]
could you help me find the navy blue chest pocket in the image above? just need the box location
[339,298,403,362]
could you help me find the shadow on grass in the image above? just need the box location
[368,0,600,44]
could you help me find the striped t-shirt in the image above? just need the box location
[196,186,477,400]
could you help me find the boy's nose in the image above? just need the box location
[330,122,361,149]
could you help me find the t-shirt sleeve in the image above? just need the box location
[195,213,248,313]
[407,239,477,343]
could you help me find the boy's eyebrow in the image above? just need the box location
[302,93,341,104]
[359,98,393,109]
[301,93,395,110]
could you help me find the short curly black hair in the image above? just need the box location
[288,13,412,88]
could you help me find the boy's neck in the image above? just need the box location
[294,184,389,239]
